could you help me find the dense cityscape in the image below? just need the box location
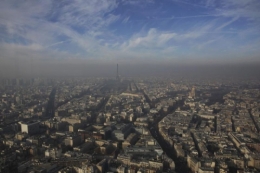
[1,0,260,172]
[0,65,260,173]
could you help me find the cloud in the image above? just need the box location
[0,0,260,71]
[215,16,239,30]
[122,0,154,6]
[205,0,215,7]
[122,16,130,24]
[196,38,219,50]
[217,0,260,20]
[121,28,177,50]
[172,0,209,9]
[45,39,72,48]
[56,0,118,28]
[177,21,216,39]
[0,0,119,38]
[172,0,260,21]
[0,0,120,59]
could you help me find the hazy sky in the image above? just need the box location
[0,0,260,76]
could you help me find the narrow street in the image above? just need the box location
[148,102,191,173]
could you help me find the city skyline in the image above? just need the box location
[1,1,260,172]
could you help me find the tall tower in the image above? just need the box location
[116,64,119,81]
